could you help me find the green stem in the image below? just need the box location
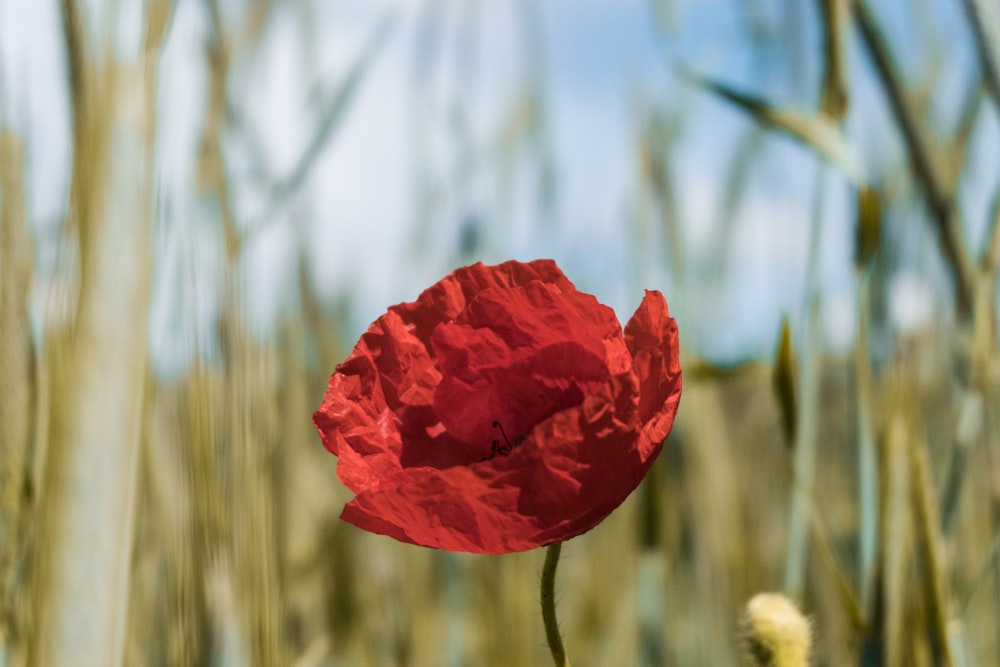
[541,542,569,666]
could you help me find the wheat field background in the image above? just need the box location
[2,1,1000,665]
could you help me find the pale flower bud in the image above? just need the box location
[740,593,812,667]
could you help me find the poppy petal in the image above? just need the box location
[624,290,682,452]
[430,280,616,450]
[313,261,683,554]
[396,259,574,346]
[340,374,643,553]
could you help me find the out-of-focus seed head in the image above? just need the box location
[740,592,811,667]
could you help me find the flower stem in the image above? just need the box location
[541,542,569,666]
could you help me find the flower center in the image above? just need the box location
[481,420,527,461]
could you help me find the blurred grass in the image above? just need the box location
[2,1,1000,666]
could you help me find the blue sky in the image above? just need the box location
[1,0,996,374]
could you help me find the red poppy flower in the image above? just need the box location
[313,259,681,554]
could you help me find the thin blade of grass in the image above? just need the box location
[960,0,1000,110]
[818,0,850,119]
[882,408,912,667]
[680,67,860,180]
[855,187,879,615]
[784,166,826,598]
[939,391,982,536]
[909,415,955,666]
[0,129,34,660]
[854,0,977,320]
[772,318,797,448]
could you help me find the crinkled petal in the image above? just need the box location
[313,308,468,493]
[314,261,582,486]
[339,362,645,554]
[624,290,682,453]
[396,259,574,346]
[341,465,541,553]
[512,370,648,545]
[430,280,618,450]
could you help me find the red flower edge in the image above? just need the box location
[313,259,682,554]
